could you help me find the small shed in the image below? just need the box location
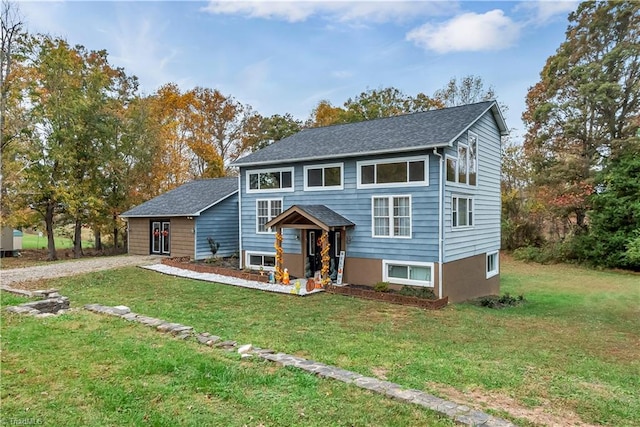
[120,177,239,259]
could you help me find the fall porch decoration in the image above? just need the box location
[274,230,284,282]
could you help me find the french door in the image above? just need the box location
[151,221,170,255]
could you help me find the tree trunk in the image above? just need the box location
[94,228,102,250]
[73,218,83,258]
[113,213,119,249]
[45,202,57,261]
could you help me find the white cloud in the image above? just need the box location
[201,0,455,24]
[332,70,353,79]
[406,9,521,53]
[526,0,579,24]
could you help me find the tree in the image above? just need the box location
[243,113,302,152]
[433,75,496,107]
[306,87,442,127]
[573,142,640,269]
[523,1,640,236]
[0,0,29,228]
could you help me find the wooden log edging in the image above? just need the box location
[326,285,448,310]
[161,258,270,283]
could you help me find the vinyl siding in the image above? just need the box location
[239,152,440,263]
[170,217,195,258]
[443,113,502,262]
[127,218,150,255]
[195,194,239,259]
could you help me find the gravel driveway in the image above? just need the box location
[0,255,162,287]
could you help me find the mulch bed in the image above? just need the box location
[161,257,448,309]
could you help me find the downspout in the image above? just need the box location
[237,174,243,269]
[193,217,197,260]
[433,148,444,299]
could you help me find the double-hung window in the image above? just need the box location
[304,163,343,190]
[452,196,473,228]
[372,195,411,238]
[357,156,428,188]
[256,199,282,233]
[247,168,294,193]
[446,132,477,186]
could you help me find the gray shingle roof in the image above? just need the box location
[266,204,355,230]
[233,101,507,167]
[120,177,238,218]
[295,205,355,227]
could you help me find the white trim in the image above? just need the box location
[246,167,295,193]
[452,195,474,229]
[303,162,344,191]
[382,259,434,287]
[486,251,499,278]
[433,147,444,299]
[245,251,276,271]
[256,198,283,234]
[357,155,428,189]
[371,195,412,239]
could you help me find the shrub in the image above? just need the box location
[207,237,220,257]
[373,282,390,293]
[398,286,435,299]
[476,293,525,309]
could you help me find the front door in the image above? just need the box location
[151,221,170,255]
[306,229,342,279]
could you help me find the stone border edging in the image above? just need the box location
[84,303,515,427]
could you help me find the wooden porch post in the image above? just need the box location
[274,227,283,282]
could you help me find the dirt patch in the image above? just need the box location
[426,382,601,427]
[1,248,126,269]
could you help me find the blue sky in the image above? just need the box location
[20,1,578,142]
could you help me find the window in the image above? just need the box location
[247,168,294,192]
[334,231,342,257]
[486,251,499,278]
[357,156,428,188]
[256,199,282,233]
[372,196,411,238]
[308,231,316,256]
[452,196,473,228]
[304,163,343,190]
[383,260,434,287]
[446,132,477,186]
[246,252,276,271]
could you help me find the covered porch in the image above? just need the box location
[265,205,354,287]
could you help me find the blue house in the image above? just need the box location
[121,177,239,259]
[232,101,508,302]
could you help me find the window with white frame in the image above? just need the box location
[452,196,473,228]
[486,251,499,278]
[372,195,411,238]
[383,260,434,287]
[246,252,276,271]
[256,199,282,233]
[358,156,427,188]
[304,163,343,190]
[446,132,477,185]
[247,168,293,192]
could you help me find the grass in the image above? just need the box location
[20,232,94,250]
[2,256,639,426]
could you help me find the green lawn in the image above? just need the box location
[2,256,639,426]
[20,232,94,250]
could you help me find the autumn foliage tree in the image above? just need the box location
[523,1,640,267]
